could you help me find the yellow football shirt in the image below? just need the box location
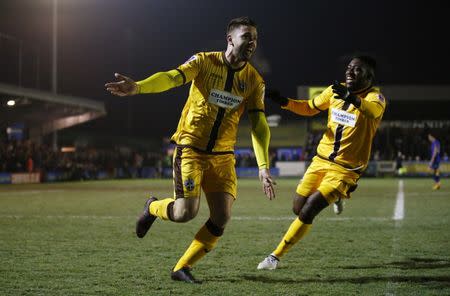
[286,85,386,170]
[171,51,265,153]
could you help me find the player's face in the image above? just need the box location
[345,58,372,91]
[228,25,258,62]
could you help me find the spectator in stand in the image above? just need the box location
[26,154,34,173]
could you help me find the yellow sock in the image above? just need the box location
[173,224,219,271]
[149,198,174,220]
[272,218,312,259]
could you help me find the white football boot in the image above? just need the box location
[257,254,280,270]
[333,198,344,215]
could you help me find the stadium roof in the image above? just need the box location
[0,82,106,141]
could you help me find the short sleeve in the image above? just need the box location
[308,85,332,111]
[365,91,387,110]
[176,53,205,84]
[246,79,265,112]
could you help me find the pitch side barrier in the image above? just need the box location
[0,172,41,184]
[260,160,449,178]
[1,161,448,184]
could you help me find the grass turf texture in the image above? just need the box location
[0,178,449,295]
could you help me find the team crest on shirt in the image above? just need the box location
[377,94,385,102]
[239,81,246,91]
[183,55,197,64]
[184,178,195,191]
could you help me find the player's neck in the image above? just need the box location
[223,49,246,69]
[351,83,372,95]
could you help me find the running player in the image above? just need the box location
[257,56,385,270]
[428,133,441,190]
[105,16,275,283]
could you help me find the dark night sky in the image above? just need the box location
[1,0,449,138]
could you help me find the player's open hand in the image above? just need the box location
[105,73,139,96]
[259,168,276,200]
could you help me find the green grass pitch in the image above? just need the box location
[0,178,449,295]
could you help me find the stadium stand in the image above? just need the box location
[0,82,106,143]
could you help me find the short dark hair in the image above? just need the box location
[227,16,257,34]
[352,55,377,80]
[428,132,438,139]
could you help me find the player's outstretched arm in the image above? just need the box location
[265,89,288,107]
[105,70,185,97]
[136,69,185,93]
[266,88,320,116]
[105,73,139,97]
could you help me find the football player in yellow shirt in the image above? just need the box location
[105,16,276,283]
[257,56,386,270]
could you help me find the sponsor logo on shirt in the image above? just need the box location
[331,108,357,127]
[208,89,243,109]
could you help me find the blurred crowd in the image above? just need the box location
[304,127,449,162]
[1,127,448,180]
[0,139,166,180]
[372,127,449,162]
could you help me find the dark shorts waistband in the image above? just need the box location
[171,141,235,155]
[316,154,363,175]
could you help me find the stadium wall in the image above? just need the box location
[1,160,448,184]
[236,120,307,147]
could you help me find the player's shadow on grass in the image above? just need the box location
[340,257,450,270]
[242,258,450,288]
[242,274,450,289]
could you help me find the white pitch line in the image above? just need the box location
[392,180,405,221]
[385,179,406,295]
[0,190,67,196]
[0,214,389,222]
[0,215,130,219]
[232,216,389,222]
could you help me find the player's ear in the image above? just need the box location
[226,34,233,46]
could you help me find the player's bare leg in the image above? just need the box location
[136,197,199,238]
[171,198,200,222]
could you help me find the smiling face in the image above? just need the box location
[227,25,258,62]
[345,58,373,92]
